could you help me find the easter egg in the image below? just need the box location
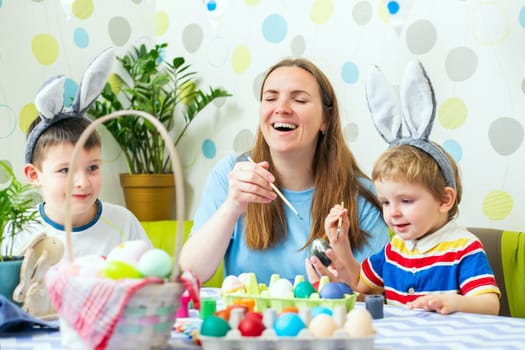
[279,306,299,315]
[273,313,305,337]
[320,282,346,299]
[138,248,173,278]
[238,272,251,286]
[103,260,142,279]
[200,315,231,337]
[214,309,230,321]
[311,305,333,317]
[294,281,316,298]
[345,308,374,337]
[72,255,106,277]
[238,313,265,336]
[309,314,337,337]
[269,278,294,297]
[310,238,332,267]
[106,240,150,265]
[337,282,353,295]
[221,275,243,293]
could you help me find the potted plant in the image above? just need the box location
[0,160,40,302]
[88,42,230,221]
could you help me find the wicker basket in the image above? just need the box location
[60,283,184,350]
[56,110,187,350]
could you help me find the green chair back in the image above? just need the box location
[468,227,525,318]
[501,230,525,318]
[140,220,223,288]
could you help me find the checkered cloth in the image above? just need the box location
[46,262,163,350]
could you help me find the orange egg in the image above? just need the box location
[214,309,230,321]
[232,297,256,312]
[279,306,299,315]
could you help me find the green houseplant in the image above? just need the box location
[0,160,40,261]
[88,43,230,220]
[0,160,40,302]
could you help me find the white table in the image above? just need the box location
[2,290,524,350]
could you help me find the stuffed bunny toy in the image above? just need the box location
[365,60,456,190]
[25,47,115,164]
[13,233,64,319]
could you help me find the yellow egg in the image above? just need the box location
[103,260,142,279]
[309,314,337,337]
[344,308,374,337]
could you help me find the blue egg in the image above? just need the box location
[273,313,305,337]
[311,305,332,317]
[337,282,353,295]
[320,282,345,299]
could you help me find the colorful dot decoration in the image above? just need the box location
[1,1,524,228]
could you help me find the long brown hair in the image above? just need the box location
[245,58,381,250]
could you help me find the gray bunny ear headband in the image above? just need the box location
[24,47,115,164]
[365,60,456,190]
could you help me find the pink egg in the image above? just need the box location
[71,255,106,277]
[309,314,337,337]
[106,240,150,265]
[221,275,243,293]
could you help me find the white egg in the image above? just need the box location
[309,314,337,337]
[137,248,173,278]
[269,278,294,298]
[344,308,374,337]
[221,275,243,293]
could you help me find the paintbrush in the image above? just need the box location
[247,156,303,220]
[336,201,344,239]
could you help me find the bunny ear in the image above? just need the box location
[400,60,436,141]
[34,75,66,121]
[365,64,403,144]
[72,47,115,115]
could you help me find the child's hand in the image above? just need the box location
[324,203,348,243]
[407,292,500,315]
[407,294,460,315]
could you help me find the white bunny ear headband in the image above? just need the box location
[24,47,115,164]
[365,60,456,190]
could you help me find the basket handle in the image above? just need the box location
[64,110,185,282]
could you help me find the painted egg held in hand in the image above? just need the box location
[310,238,332,267]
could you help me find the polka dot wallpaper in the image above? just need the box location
[0,0,524,231]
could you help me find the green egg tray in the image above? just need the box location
[220,274,358,313]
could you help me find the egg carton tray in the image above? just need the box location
[221,291,358,313]
[221,273,358,313]
[200,330,374,350]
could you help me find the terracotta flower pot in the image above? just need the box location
[119,173,175,221]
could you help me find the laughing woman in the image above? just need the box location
[179,58,389,285]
